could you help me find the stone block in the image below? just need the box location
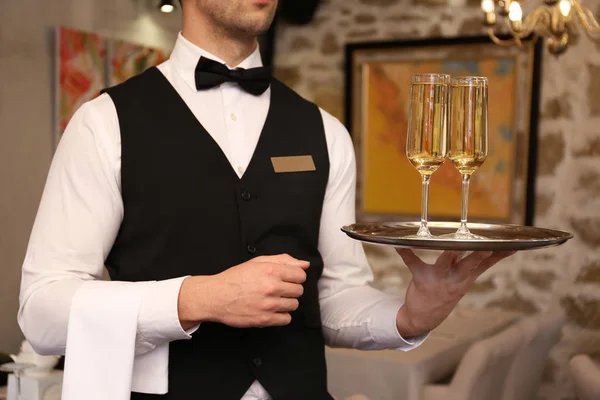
[542,96,573,119]
[354,13,377,24]
[576,261,600,284]
[537,132,565,176]
[320,32,341,55]
[535,192,554,217]
[588,64,600,116]
[487,292,538,314]
[273,66,301,88]
[561,296,600,330]
[289,36,314,52]
[570,217,600,247]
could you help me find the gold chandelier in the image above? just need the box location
[481,0,600,54]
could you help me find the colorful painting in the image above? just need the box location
[55,27,170,147]
[346,37,541,225]
[56,27,106,142]
[108,41,167,86]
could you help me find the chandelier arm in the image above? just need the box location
[536,24,553,38]
[487,27,538,48]
[501,19,530,44]
[523,7,553,35]
[577,7,600,32]
[486,10,548,47]
[532,12,554,38]
[570,1,600,29]
[487,28,523,46]
[484,0,600,52]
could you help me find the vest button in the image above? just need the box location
[252,357,262,367]
[241,190,252,201]
[247,244,257,254]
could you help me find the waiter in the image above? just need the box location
[18,0,514,399]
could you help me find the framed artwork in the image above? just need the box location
[108,40,167,86]
[54,27,170,148]
[345,36,542,225]
[55,27,106,145]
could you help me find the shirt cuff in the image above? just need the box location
[369,296,429,351]
[137,277,199,348]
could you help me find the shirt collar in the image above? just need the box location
[170,32,264,91]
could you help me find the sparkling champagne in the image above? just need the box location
[448,82,488,175]
[441,76,489,240]
[406,82,448,176]
[405,74,450,238]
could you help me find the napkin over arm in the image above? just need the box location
[59,275,198,398]
[16,101,196,398]
[62,280,143,400]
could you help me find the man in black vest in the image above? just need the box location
[18,1,515,399]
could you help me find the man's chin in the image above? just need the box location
[242,17,275,36]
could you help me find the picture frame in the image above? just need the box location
[345,36,542,226]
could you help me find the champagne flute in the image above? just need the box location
[445,76,489,239]
[406,74,450,237]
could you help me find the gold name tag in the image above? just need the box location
[271,155,316,173]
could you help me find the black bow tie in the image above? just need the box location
[194,56,272,96]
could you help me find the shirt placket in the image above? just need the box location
[222,84,246,178]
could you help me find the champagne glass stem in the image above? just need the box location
[417,174,432,237]
[457,174,471,235]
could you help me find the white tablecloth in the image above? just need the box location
[326,307,522,400]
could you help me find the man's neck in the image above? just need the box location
[182,11,258,67]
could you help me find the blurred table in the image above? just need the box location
[3,371,62,400]
[326,307,522,400]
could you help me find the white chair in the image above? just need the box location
[502,310,565,400]
[569,354,600,400]
[423,323,524,400]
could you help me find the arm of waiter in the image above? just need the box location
[313,110,514,345]
[314,110,426,349]
[18,96,193,356]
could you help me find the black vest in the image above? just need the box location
[103,67,333,400]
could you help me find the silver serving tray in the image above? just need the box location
[341,221,574,251]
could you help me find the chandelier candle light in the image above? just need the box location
[481,0,600,54]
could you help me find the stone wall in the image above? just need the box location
[274,1,600,398]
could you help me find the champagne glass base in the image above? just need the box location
[439,232,488,240]
[404,233,434,239]
[404,226,433,239]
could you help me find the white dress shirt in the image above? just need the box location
[18,33,423,399]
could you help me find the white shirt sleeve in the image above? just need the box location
[17,95,192,357]
[317,109,427,350]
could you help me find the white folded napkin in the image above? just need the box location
[62,280,169,400]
